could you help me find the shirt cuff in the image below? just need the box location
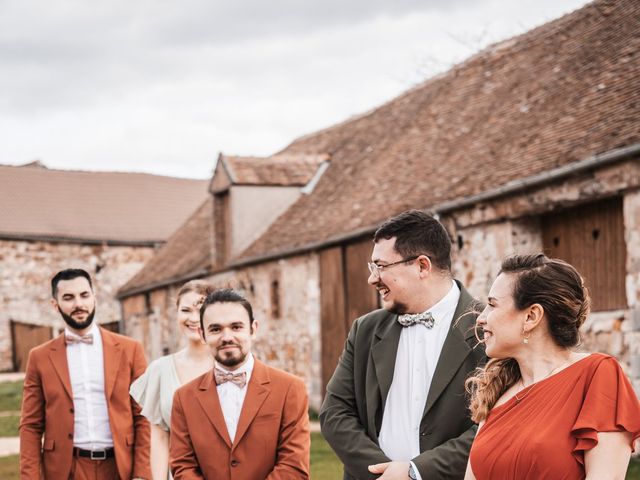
[410,461,423,480]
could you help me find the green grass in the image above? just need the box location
[0,433,343,478]
[311,432,343,479]
[0,437,637,479]
[0,416,19,437]
[628,457,640,480]
[0,455,19,480]
[0,381,23,412]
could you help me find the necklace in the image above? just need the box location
[513,361,569,404]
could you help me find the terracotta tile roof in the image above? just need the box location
[239,0,640,261]
[221,154,328,186]
[118,199,213,296]
[0,164,208,244]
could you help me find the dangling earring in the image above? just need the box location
[523,327,531,344]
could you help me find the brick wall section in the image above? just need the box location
[0,239,155,371]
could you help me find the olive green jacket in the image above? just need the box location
[319,282,485,480]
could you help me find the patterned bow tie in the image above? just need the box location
[65,333,94,345]
[397,312,435,328]
[214,368,247,388]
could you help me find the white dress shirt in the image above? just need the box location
[65,323,114,450]
[216,353,254,443]
[378,281,460,478]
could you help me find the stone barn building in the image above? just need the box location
[119,0,640,410]
[0,162,207,371]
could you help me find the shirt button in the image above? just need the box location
[231,460,239,467]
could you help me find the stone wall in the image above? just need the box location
[450,217,543,299]
[446,173,640,391]
[0,239,155,371]
[122,254,323,409]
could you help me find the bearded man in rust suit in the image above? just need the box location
[20,268,151,479]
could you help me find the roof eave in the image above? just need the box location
[117,267,212,299]
[0,232,164,247]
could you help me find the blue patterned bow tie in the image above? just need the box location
[397,312,435,328]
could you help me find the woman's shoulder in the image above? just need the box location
[138,354,176,383]
[148,353,175,369]
[576,352,620,373]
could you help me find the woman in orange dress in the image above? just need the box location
[465,254,640,480]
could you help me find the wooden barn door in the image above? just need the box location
[320,238,379,396]
[542,197,626,311]
[10,320,53,371]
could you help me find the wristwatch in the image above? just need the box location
[408,464,418,480]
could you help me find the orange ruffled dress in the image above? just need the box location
[469,353,640,479]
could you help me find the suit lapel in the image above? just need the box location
[422,283,479,417]
[196,372,233,449]
[371,313,402,422]
[48,335,73,401]
[232,360,270,450]
[101,328,122,401]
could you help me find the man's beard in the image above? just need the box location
[387,301,410,315]
[215,342,247,368]
[375,280,410,314]
[58,306,95,330]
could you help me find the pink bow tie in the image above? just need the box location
[214,368,247,388]
[65,333,94,345]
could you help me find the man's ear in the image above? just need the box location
[250,320,259,337]
[417,255,432,277]
[50,298,59,313]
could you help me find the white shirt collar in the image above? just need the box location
[418,280,460,325]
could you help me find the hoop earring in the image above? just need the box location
[523,327,531,344]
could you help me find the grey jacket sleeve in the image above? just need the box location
[319,319,389,479]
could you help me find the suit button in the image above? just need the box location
[70,408,74,413]
[230,460,239,467]
[68,433,73,439]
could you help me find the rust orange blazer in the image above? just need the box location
[19,327,151,480]
[169,359,310,479]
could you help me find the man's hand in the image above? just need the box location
[368,461,410,479]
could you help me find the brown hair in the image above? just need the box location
[199,288,255,335]
[465,253,590,422]
[175,280,214,307]
[373,209,452,271]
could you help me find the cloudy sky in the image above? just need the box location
[1,0,590,179]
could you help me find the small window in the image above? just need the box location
[214,192,230,266]
[270,280,281,319]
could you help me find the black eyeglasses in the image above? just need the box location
[367,256,419,277]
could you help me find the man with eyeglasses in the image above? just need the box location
[320,209,485,480]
